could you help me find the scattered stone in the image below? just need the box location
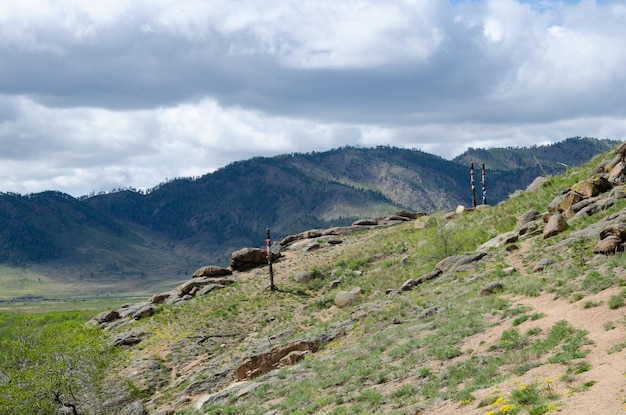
[543,213,568,239]
[118,302,152,319]
[396,210,424,219]
[150,293,172,305]
[557,191,585,213]
[525,176,548,192]
[547,192,568,213]
[196,284,227,296]
[350,287,364,295]
[278,350,309,367]
[113,334,143,347]
[335,291,358,308]
[293,271,318,283]
[572,176,611,197]
[533,258,554,272]
[600,222,626,240]
[435,252,488,272]
[119,401,148,415]
[352,219,378,226]
[477,231,519,251]
[93,310,120,324]
[479,281,504,296]
[230,247,279,271]
[615,142,626,155]
[518,221,542,238]
[593,235,623,255]
[443,211,456,220]
[177,277,234,296]
[420,307,441,318]
[609,161,626,184]
[516,210,541,229]
[401,278,417,291]
[234,341,318,381]
[329,277,343,289]
[192,265,233,278]
[415,269,443,285]
[132,304,157,320]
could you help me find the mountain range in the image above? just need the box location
[0,136,618,298]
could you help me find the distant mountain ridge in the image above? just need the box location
[453,136,617,172]
[0,137,618,297]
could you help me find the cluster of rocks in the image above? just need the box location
[90,212,420,332]
[91,265,236,331]
[398,142,626,296]
[279,212,419,253]
[399,252,489,293]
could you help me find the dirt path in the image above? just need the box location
[427,238,626,414]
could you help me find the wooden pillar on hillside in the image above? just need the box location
[266,228,278,291]
[481,163,487,205]
[470,162,477,208]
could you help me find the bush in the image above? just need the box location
[0,317,130,414]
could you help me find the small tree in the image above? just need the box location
[0,318,129,414]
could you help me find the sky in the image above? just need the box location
[0,0,625,196]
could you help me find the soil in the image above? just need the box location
[426,239,626,415]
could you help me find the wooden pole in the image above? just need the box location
[470,162,477,208]
[266,228,277,291]
[481,163,487,205]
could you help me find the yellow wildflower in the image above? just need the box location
[500,404,516,413]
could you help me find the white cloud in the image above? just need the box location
[0,0,624,196]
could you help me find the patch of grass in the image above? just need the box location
[498,328,529,351]
[565,361,592,377]
[512,315,530,326]
[607,342,626,355]
[608,294,625,309]
[511,384,542,406]
[604,321,616,331]
[570,292,585,303]
[583,300,603,309]
[582,270,617,293]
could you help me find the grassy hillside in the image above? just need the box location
[0,139,615,302]
[453,136,618,173]
[90,146,626,414]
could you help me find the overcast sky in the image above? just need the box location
[0,0,625,196]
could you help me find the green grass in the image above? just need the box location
[6,151,626,414]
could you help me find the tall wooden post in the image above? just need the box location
[470,162,477,208]
[481,163,487,205]
[266,228,277,291]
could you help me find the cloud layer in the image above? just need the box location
[0,0,624,195]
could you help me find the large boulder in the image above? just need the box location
[230,247,279,271]
[93,310,120,324]
[193,265,232,278]
[515,210,541,230]
[593,235,623,255]
[543,213,568,239]
[525,176,548,193]
[334,287,364,308]
[557,191,585,213]
[177,277,234,296]
[571,176,612,198]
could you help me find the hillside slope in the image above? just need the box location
[99,143,626,414]
[86,139,614,267]
[0,138,616,300]
[453,136,618,172]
